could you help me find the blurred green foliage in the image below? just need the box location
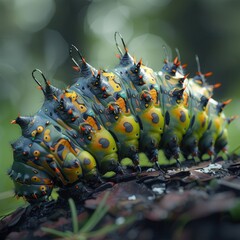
[0,0,240,216]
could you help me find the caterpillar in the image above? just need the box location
[8,32,235,203]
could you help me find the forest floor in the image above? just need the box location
[1,156,240,240]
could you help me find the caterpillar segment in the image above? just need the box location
[127,89,164,168]
[180,94,210,160]
[93,102,141,170]
[114,39,160,104]
[198,99,232,160]
[157,57,190,164]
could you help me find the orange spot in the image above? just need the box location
[108,104,115,111]
[223,99,232,106]
[86,116,98,129]
[149,89,157,103]
[116,98,126,112]
[213,83,221,89]
[55,168,60,174]
[101,86,106,91]
[204,72,213,77]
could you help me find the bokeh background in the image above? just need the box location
[1,0,240,215]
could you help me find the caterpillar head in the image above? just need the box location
[9,161,54,202]
[11,116,34,134]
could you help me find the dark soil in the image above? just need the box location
[2,156,240,240]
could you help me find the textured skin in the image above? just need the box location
[9,34,232,203]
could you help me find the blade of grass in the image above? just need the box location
[85,215,136,238]
[80,205,109,233]
[41,227,73,238]
[68,198,79,234]
[80,191,110,232]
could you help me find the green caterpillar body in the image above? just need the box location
[9,33,233,203]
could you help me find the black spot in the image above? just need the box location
[202,117,206,128]
[207,120,212,130]
[83,158,91,165]
[123,122,133,133]
[165,111,170,126]
[165,75,170,80]
[54,125,61,132]
[189,115,195,128]
[136,116,143,130]
[57,144,64,152]
[218,130,224,138]
[151,113,159,124]
[99,138,110,148]
[180,111,186,122]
